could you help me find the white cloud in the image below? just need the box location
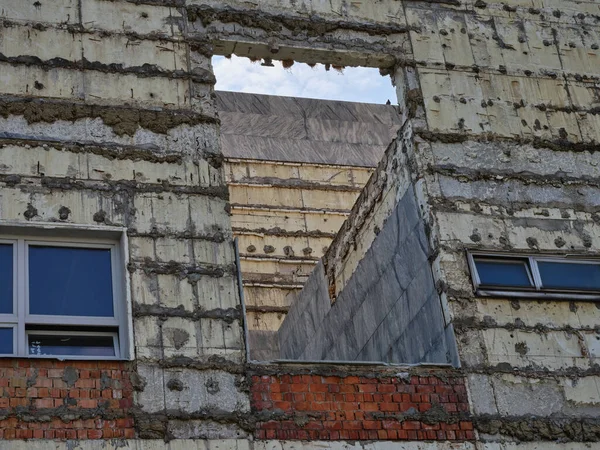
[212,55,397,104]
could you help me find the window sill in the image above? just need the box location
[476,289,600,301]
[0,355,130,361]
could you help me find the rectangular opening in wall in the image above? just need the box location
[211,51,425,363]
[213,55,397,104]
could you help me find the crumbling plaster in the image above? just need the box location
[2,0,600,446]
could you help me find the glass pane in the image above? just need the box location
[0,328,13,354]
[29,246,114,317]
[0,244,13,314]
[28,334,115,357]
[474,258,533,287]
[538,261,600,291]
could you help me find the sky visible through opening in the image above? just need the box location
[213,55,397,104]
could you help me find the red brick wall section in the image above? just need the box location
[252,373,474,441]
[0,359,135,439]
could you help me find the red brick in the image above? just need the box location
[418,403,432,412]
[79,399,98,408]
[342,420,363,430]
[291,383,308,392]
[294,401,310,411]
[341,401,359,410]
[323,421,343,431]
[460,421,474,430]
[47,369,62,378]
[16,429,33,439]
[4,429,15,439]
[357,384,377,392]
[435,385,454,394]
[88,429,103,439]
[34,398,53,409]
[380,402,399,412]
[360,402,379,411]
[343,376,360,384]
[304,421,323,430]
[377,384,396,393]
[273,401,292,411]
[66,430,77,439]
[363,421,382,430]
[416,385,434,393]
[312,401,333,411]
[399,402,417,412]
[403,421,422,430]
[309,383,329,393]
[367,430,379,439]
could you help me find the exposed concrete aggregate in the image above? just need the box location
[0,97,218,136]
[3,0,600,447]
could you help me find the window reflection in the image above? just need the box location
[0,244,13,314]
[0,328,13,354]
[29,246,114,317]
[28,334,115,357]
[474,258,533,288]
[538,261,600,290]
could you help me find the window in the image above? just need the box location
[0,227,130,359]
[468,252,600,299]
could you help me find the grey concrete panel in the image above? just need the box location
[216,91,401,166]
[467,374,499,416]
[278,185,457,365]
[249,330,279,361]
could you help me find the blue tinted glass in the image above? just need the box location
[0,244,13,314]
[0,328,13,354]
[29,246,114,317]
[475,258,532,287]
[29,334,115,357]
[538,261,600,290]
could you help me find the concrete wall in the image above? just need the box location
[0,0,248,440]
[278,123,458,365]
[205,0,600,444]
[403,0,600,444]
[3,0,600,447]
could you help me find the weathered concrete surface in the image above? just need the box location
[203,0,600,444]
[0,0,247,440]
[4,0,600,446]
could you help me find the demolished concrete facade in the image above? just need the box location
[1,0,600,449]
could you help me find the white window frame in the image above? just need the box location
[467,251,600,301]
[0,222,132,360]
